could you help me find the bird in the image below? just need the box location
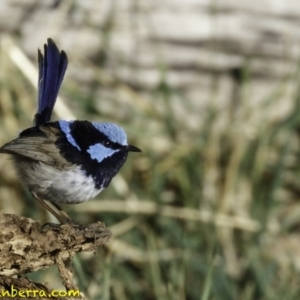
[0,38,141,223]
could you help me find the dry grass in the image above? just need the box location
[1,33,300,300]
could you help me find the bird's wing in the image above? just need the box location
[0,124,73,170]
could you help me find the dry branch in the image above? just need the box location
[0,212,111,298]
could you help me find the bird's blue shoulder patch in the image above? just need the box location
[59,120,81,150]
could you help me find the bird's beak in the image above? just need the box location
[127,144,141,152]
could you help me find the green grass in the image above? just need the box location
[1,33,300,300]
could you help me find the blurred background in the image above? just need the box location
[1,0,300,299]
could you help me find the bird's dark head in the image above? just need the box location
[58,120,141,163]
[56,120,140,189]
[87,122,141,163]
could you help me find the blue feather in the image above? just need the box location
[58,120,81,150]
[34,38,68,126]
[92,122,128,146]
[87,143,117,163]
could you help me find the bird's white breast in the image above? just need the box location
[14,157,102,204]
[44,165,102,204]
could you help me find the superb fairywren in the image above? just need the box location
[0,38,141,222]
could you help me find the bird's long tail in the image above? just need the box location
[34,38,68,126]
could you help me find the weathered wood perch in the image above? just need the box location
[0,212,111,299]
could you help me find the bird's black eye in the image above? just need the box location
[101,139,120,150]
[104,140,111,147]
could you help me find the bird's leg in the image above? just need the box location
[51,202,73,222]
[51,201,84,229]
[32,192,70,224]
